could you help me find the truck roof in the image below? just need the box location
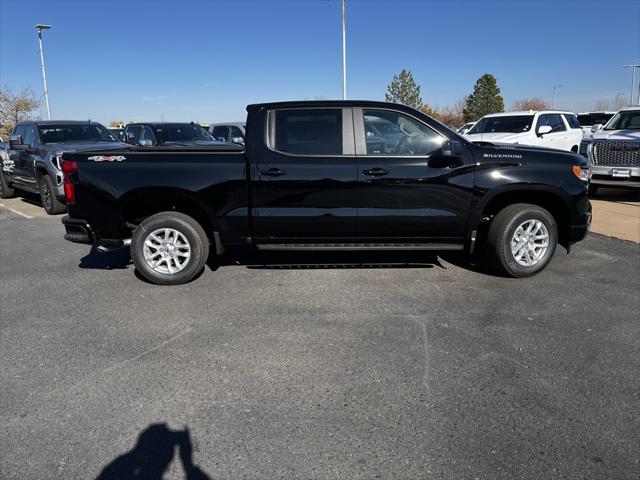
[17,120,102,126]
[247,100,416,111]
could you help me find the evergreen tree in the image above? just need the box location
[385,69,423,110]
[463,74,504,122]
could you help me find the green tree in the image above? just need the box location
[463,74,504,122]
[385,69,423,109]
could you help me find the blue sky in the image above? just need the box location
[1,0,639,124]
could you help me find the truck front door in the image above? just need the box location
[354,108,475,241]
[251,108,358,239]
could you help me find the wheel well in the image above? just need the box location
[571,145,578,153]
[481,190,570,247]
[35,166,48,181]
[120,192,216,242]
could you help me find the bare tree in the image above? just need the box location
[0,86,40,137]
[511,97,551,111]
[613,93,626,110]
[593,99,611,111]
[421,96,468,128]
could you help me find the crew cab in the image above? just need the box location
[580,106,640,195]
[0,121,127,214]
[61,101,591,285]
[465,110,583,152]
[123,122,224,147]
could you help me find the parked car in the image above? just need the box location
[123,122,225,147]
[465,110,583,152]
[580,106,640,195]
[61,100,591,284]
[0,121,127,214]
[576,111,616,137]
[210,123,246,144]
[456,122,476,135]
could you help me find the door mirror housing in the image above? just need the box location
[9,135,28,150]
[591,123,603,133]
[231,136,244,145]
[442,140,463,157]
[537,125,553,136]
[138,139,154,147]
[459,128,470,135]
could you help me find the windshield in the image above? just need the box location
[577,113,614,127]
[150,124,215,143]
[38,124,117,143]
[468,115,534,134]
[604,110,640,130]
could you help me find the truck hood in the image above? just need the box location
[464,132,527,143]
[590,129,640,141]
[45,141,129,153]
[470,141,584,166]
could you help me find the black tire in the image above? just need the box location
[131,211,210,285]
[487,203,557,278]
[38,175,66,215]
[0,170,15,199]
[588,184,599,197]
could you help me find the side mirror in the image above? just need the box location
[537,125,552,136]
[459,128,469,135]
[231,137,244,145]
[9,135,28,150]
[591,124,603,133]
[442,140,463,157]
[138,139,154,147]
[125,132,136,144]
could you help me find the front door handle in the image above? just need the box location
[260,167,287,177]
[362,168,389,177]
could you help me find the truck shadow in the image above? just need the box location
[79,247,132,270]
[95,423,210,480]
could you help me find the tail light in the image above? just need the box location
[61,160,77,204]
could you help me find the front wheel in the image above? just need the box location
[487,203,557,278]
[38,175,66,214]
[131,212,210,285]
[0,170,16,199]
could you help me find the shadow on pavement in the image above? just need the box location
[79,247,131,270]
[95,423,210,480]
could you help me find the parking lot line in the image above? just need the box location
[0,202,35,219]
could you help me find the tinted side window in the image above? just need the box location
[230,126,244,139]
[363,110,443,155]
[125,125,142,144]
[140,126,156,144]
[212,126,229,141]
[23,126,37,147]
[563,114,581,129]
[537,114,566,133]
[273,109,342,155]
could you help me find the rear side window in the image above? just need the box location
[563,114,581,129]
[537,114,566,133]
[271,109,342,155]
[212,126,229,141]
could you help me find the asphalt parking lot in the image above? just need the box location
[1,202,639,479]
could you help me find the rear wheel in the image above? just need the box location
[0,171,15,199]
[487,203,557,277]
[131,212,209,285]
[38,174,66,214]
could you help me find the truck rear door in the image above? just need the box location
[250,107,358,239]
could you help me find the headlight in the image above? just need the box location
[572,165,590,182]
[579,141,591,157]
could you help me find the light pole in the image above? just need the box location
[35,24,52,120]
[552,85,563,109]
[341,0,347,100]
[623,64,640,105]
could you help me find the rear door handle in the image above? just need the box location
[260,167,287,177]
[362,168,389,177]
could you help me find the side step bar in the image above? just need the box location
[256,243,464,252]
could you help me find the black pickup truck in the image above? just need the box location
[61,100,591,284]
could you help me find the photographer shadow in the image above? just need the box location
[95,423,210,480]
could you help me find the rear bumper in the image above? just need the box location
[62,215,129,249]
[62,215,94,244]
